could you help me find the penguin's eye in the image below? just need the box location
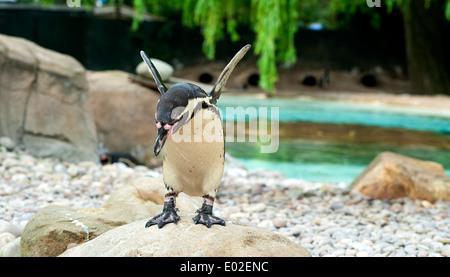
[167,117,182,126]
[170,106,187,122]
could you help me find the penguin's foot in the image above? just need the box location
[192,202,226,228]
[145,198,180,229]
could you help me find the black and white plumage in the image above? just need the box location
[100,152,143,167]
[140,45,251,228]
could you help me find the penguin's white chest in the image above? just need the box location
[163,108,224,197]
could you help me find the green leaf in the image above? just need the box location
[446,0,450,20]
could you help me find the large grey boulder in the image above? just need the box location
[59,217,311,257]
[20,177,202,257]
[21,176,310,257]
[0,34,98,163]
[136,58,174,81]
[87,70,161,166]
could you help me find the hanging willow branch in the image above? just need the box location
[132,0,299,93]
[250,0,299,91]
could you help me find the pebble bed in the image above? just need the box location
[1,150,449,257]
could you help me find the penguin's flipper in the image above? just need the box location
[209,44,251,104]
[140,50,168,95]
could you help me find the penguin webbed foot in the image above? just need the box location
[145,199,180,229]
[193,202,226,228]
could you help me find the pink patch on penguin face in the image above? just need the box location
[169,122,178,137]
[165,124,174,137]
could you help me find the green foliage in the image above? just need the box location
[120,0,298,92]
[329,0,383,30]
[446,0,450,19]
[251,0,299,92]
[383,0,450,19]
[191,0,227,60]
[17,0,450,93]
[136,0,300,92]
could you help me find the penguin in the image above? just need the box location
[140,44,251,228]
[100,152,143,167]
[319,69,330,88]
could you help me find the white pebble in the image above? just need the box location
[356,251,370,257]
[1,150,449,258]
[0,220,23,237]
[0,232,16,249]
[0,237,20,257]
[243,203,267,213]
[441,246,450,257]
[272,217,287,228]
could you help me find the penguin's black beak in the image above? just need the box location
[154,127,169,156]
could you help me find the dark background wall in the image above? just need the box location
[0,5,415,74]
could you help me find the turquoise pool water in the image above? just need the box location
[219,95,450,134]
[218,95,450,184]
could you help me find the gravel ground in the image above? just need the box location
[1,150,449,257]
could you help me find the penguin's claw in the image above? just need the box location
[192,203,225,228]
[145,211,180,228]
[145,210,180,228]
[193,213,226,228]
[145,199,180,229]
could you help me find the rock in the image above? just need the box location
[272,217,287,228]
[87,70,161,166]
[59,216,311,257]
[350,152,450,203]
[0,220,23,237]
[330,203,344,210]
[441,246,450,257]
[20,205,120,257]
[136,58,174,81]
[105,177,203,212]
[20,177,202,257]
[0,136,15,150]
[0,232,16,249]
[356,251,370,257]
[242,203,266,213]
[0,237,21,257]
[437,237,450,245]
[0,34,98,163]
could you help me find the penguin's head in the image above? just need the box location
[100,153,111,165]
[153,83,209,156]
[140,44,251,156]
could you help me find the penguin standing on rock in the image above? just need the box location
[140,44,251,228]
